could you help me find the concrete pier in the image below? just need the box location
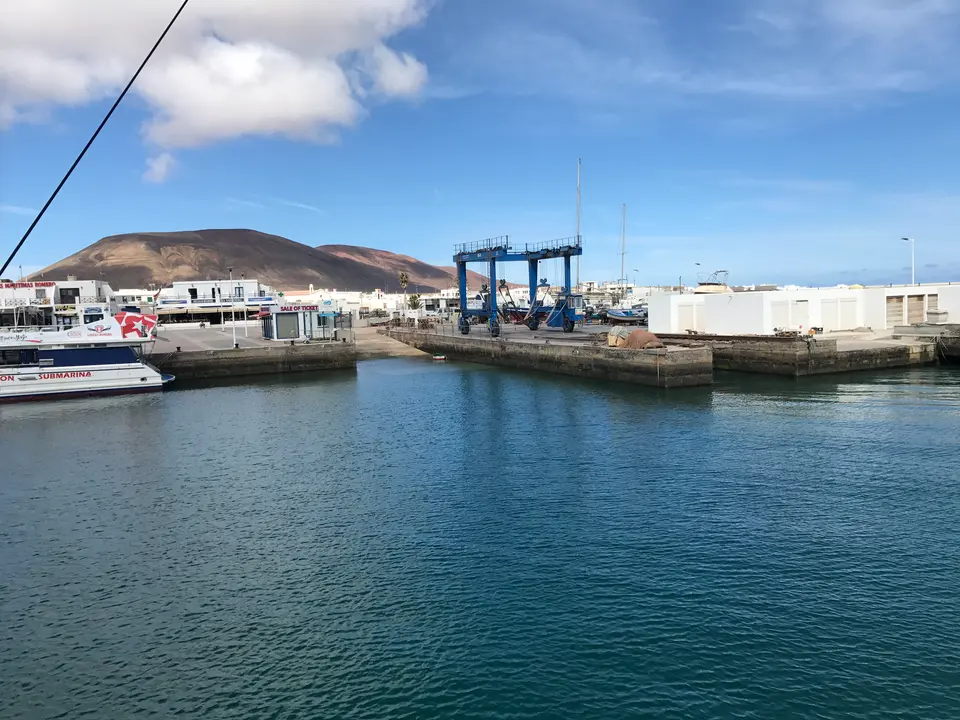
[892,323,960,364]
[656,332,937,376]
[151,342,356,381]
[149,325,356,381]
[385,328,713,388]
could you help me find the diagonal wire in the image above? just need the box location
[0,0,191,278]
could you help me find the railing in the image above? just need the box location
[454,235,511,255]
[157,294,274,304]
[525,235,582,253]
[1,298,56,308]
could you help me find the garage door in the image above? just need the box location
[886,296,904,328]
[821,299,839,331]
[771,301,789,332]
[839,299,857,330]
[678,303,695,332]
[276,312,300,339]
[907,295,925,324]
[792,300,809,331]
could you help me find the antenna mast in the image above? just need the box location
[575,157,581,290]
[620,203,627,298]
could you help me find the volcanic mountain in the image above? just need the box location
[28,229,485,292]
[318,244,491,291]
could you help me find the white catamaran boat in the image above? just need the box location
[0,312,174,402]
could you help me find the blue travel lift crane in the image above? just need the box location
[454,235,585,337]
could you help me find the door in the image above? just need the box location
[907,295,924,324]
[821,299,839,331]
[678,304,695,333]
[839,299,857,330]
[928,294,939,312]
[791,300,809,331]
[771,301,789,331]
[886,296,904,328]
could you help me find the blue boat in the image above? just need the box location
[606,307,647,324]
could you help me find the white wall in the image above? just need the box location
[936,286,960,320]
[861,284,956,329]
[646,283,960,335]
[646,292,677,334]
[705,292,766,335]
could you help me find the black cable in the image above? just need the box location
[0,0,191,278]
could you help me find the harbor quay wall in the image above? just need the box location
[385,330,713,388]
[152,342,357,381]
[656,334,936,376]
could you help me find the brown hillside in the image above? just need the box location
[29,230,480,292]
[319,244,505,290]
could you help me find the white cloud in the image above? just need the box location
[143,152,177,183]
[365,44,428,97]
[0,204,37,216]
[277,199,323,214]
[455,0,960,106]
[225,197,265,210]
[0,0,430,147]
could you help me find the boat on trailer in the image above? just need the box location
[0,312,174,402]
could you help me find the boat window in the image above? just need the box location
[19,349,38,366]
[0,350,19,367]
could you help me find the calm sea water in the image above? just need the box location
[2,360,960,719]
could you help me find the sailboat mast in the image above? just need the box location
[620,203,626,296]
[576,157,581,290]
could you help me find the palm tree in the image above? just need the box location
[398,272,409,314]
[408,294,421,310]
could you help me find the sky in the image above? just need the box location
[3,0,960,287]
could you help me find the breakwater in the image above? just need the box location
[385,329,713,388]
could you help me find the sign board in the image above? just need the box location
[1,281,56,289]
[280,306,319,311]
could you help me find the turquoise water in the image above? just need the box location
[2,361,960,718]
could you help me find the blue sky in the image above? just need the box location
[2,0,960,287]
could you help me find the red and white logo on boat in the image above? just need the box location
[114,312,158,338]
[85,323,112,336]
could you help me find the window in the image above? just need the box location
[35,289,46,300]
[235,286,244,298]
[188,288,198,300]
[276,312,300,339]
[58,287,80,304]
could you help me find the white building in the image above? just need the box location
[0,277,114,327]
[260,301,340,341]
[648,283,960,336]
[154,279,277,319]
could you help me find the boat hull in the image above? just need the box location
[0,364,167,402]
[0,383,163,403]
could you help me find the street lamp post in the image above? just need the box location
[241,272,248,337]
[901,237,915,285]
[228,267,237,348]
